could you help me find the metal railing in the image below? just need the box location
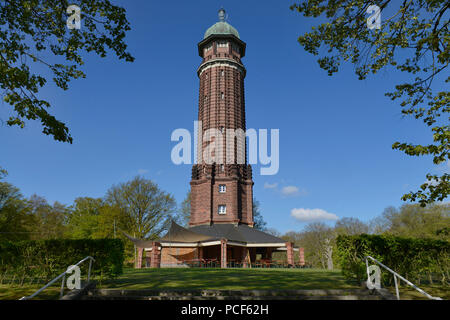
[19,256,95,300]
[365,255,442,300]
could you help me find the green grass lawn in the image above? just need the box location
[386,284,449,300]
[100,267,360,291]
[0,283,61,300]
[1,268,447,300]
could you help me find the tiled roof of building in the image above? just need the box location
[189,223,286,244]
[125,221,286,247]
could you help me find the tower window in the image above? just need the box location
[221,70,224,77]
[204,44,213,52]
[218,205,227,215]
[219,185,226,193]
[221,92,224,99]
[217,41,228,48]
[220,164,224,172]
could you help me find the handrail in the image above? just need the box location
[19,256,95,300]
[365,255,442,300]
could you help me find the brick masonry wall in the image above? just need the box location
[190,36,254,227]
[286,242,294,265]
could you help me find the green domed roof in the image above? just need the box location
[203,9,240,39]
[204,21,240,39]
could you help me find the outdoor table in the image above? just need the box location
[258,259,269,268]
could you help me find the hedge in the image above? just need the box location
[336,234,449,285]
[0,239,124,283]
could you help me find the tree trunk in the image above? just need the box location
[324,239,333,270]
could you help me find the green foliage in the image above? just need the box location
[0,0,134,143]
[336,234,450,285]
[106,176,177,240]
[291,0,449,205]
[253,199,268,231]
[373,203,450,239]
[0,182,37,241]
[177,191,191,227]
[66,197,122,239]
[0,168,6,180]
[0,238,124,282]
[27,195,70,240]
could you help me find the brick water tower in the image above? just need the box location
[190,9,254,227]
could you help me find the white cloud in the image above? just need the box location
[137,169,149,175]
[264,182,278,189]
[290,208,339,222]
[281,185,307,197]
[281,186,299,196]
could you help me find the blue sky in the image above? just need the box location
[1,0,448,234]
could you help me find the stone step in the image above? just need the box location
[88,288,377,298]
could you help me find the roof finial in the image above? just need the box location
[218,8,226,22]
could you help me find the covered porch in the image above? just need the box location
[127,222,305,269]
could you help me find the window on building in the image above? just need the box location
[221,70,225,77]
[218,205,227,214]
[221,92,224,99]
[204,44,213,52]
[220,164,224,172]
[219,185,226,193]
[217,41,228,48]
[220,126,225,133]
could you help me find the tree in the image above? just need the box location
[334,217,369,235]
[291,1,449,205]
[265,228,282,237]
[0,0,134,143]
[291,222,336,269]
[305,222,335,269]
[370,205,397,234]
[66,196,124,239]
[106,176,177,240]
[376,203,450,239]
[0,181,36,240]
[28,194,69,239]
[94,202,123,239]
[252,199,268,231]
[177,191,191,227]
[66,197,103,239]
[0,168,6,180]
